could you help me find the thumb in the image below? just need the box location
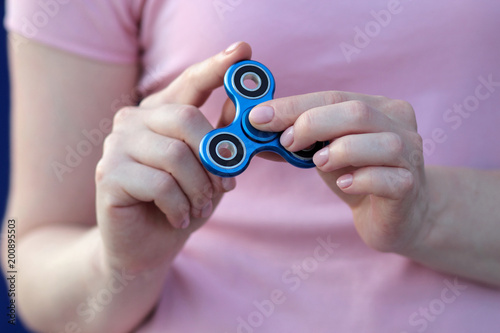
[217,97,285,163]
[140,42,252,108]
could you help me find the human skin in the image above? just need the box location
[249,93,500,286]
[1,37,248,333]
[2,35,499,333]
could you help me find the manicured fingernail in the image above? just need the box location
[181,215,190,229]
[249,106,274,124]
[201,201,213,218]
[337,174,353,189]
[280,127,294,147]
[313,147,329,167]
[224,42,241,54]
[222,177,236,191]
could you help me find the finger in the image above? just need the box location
[280,101,396,152]
[127,130,214,219]
[248,91,382,132]
[140,42,252,108]
[146,104,213,154]
[217,98,284,163]
[101,160,191,229]
[144,104,236,193]
[313,132,407,172]
[249,91,417,133]
[335,166,414,200]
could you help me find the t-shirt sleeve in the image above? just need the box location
[4,0,141,64]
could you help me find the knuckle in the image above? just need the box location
[113,106,137,126]
[152,172,176,197]
[202,182,214,197]
[191,182,213,209]
[397,170,415,195]
[191,190,209,210]
[182,63,199,82]
[178,201,191,216]
[97,137,123,184]
[347,100,372,123]
[409,131,424,152]
[94,159,108,184]
[271,98,300,130]
[390,99,414,112]
[330,138,351,164]
[94,156,122,186]
[181,66,195,82]
[296,109,316,133]
[374,94,391,105]
[94,162,123,207]
[102,133,125,155]
[164,140,190,161]
[100,190,123,211]
[175,104,201,124]
[390,99,417,128]
[383,132,404,156]
[323,91,346,105]
[181,65,204,86]
[386,169,414,198]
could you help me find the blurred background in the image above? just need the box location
[1,0,31,332]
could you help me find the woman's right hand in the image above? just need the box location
[95,42,252,273]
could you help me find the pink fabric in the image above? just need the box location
[6,0,500,332]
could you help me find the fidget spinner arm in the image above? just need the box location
[199,60,327,177]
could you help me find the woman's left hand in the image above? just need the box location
[249,91,431,254]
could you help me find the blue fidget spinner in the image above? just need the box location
[199,60,327,177]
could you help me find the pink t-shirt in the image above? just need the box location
[6,1,500,332]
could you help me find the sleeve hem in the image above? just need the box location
[5,19,138,65]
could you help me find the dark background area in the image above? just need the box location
[1,0,31,332]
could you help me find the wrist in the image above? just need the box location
[394,166,440,258]
[94,229,183,282]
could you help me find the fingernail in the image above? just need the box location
[201,201,213,218]
[337,174,353,189]
[224,42,241,54]
[249,106,274,124]
[280,127,294,147]
[181,215,190,229]
[313,147,329,167]
[222,177,236,192]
